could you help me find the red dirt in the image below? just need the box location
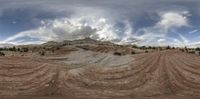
[0,50,200,99]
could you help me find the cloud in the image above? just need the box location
[158,38,166,43]
[189,29,199,34]
[1,0,200,47]
[3,10,191,47]
[4,15,136,45]
[134,11,190,46]
[157,11,189,31]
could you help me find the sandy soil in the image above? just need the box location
[0,95,200,99]
[0,50,200,99]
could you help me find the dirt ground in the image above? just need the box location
[0,95,200,99]
[0,50,200,99]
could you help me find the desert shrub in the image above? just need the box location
[8,48,13,51]
[166,46,171,49]
[139,46,147,50]
[7,46,16,51]
[188,51,195,54]
[56,47,60,50]
[17,48,21,52]
[13,46,16,51]
[132,45,138,48]
[0,48,5,51]
[148,46,152,49]
[21,48,29,52]
[131,51,136,54]
[0,51,5,56]
[0,47,18,52]
[39,51,45,56]
[150,47,156,50]
[196,47,200,51]
[113,52,122,56]
[184,47,188,50]
[3,48,8,51]
[180,49,184,52]
[145,50,148,53]
[0,48,4,51]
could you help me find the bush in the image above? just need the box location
[0,48,4,51]
[0,51,5,56]
[148,46,152,49]
[180,49,184,52]
[17,48,21,52]
[184,47,188,50]
[131,51,136,54]
[166,46,171,49]
[145,50,148,53]
[188,51,195,54]
[113,52,122,56]
[21,48,29,52]
[132,45,138,48]
[141,46,147,50]
[6,46,17,51]
[151,47,156,49]
[56,47,60,50]
[196,47,200,51]
[13,46,16,51]
[39,51,45,56]
[0,46,18,52]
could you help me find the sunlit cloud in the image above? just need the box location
[4,15,136,45]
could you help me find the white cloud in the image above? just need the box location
[157,11,189,31]
[2,9,193,47]
[134,11,190,46]
[157,38,166,43]
[189,29,199,34]
[4,15,135,45]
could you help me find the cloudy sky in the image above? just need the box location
[0,0,200,47]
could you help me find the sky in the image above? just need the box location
[0,0,200,47]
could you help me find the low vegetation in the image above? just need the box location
[0,46,29,52]
[195,47,200,51]
[113,52,122,56]
[131,51,136,54]
[39,51,45,56]
[21,48,29,52]
[0,51,5,56]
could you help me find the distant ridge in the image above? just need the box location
[40,37,116,47]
